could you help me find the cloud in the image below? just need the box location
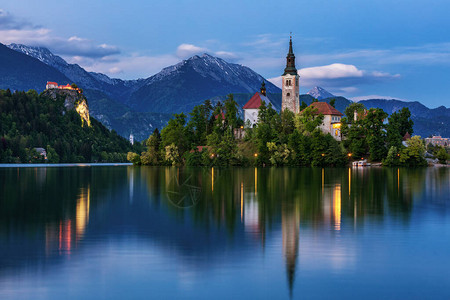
[268,63,400,96]
[71,54,180,79]
[0,9,36,30]
[0,10,119,58]
[176,43,207,58]
[351,95,410,102]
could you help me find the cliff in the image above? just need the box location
[43,89,91,127]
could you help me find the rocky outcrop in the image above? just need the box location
[43,89,91,126]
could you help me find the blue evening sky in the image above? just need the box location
[1,0,449,107]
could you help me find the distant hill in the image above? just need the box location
[0,43,71,92]
[127,53,281,113]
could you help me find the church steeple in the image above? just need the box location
[260,80,266,96]
[283,34,297,76]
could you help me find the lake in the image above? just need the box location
[0,166,449,299]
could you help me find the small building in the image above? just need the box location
[34,147,47,160]
[243,81,275,127]
[46,81,58,89]
[303,102,343,140]
[425,136,449,147]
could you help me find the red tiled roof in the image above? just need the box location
[243,92,263,109]
[47,81,58,85]
[304,102,343,116]
[189,146,211,153]
[214,112,225,120]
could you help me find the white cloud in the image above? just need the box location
[299,63,364,79]
[71,54,179,79]
[268,63,399,96]
[176,43,207,58]
[0,10,119,58]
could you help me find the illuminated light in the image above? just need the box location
[254,153,258,157]
[211,153,215,158]
[348,153,352,157]
[332,123,341,129]
[321,153,325,157]
[240,126,244,129]
[333,184,342,231]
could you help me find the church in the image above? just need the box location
[243,36,343,140]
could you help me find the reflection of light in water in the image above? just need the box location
[241,182,244,222]
[211,167,214,192]
[397,168,400,193]
[322,168,324,196]
[282,203,300,296]
[254,167,257,195]
[129,169,134,202]
[333,184,341,231]
[76,186,90,242]
[244,197,259,235]
[348,168,351,196]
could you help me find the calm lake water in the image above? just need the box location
[0,166,449,299]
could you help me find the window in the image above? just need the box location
[286,93,290,97]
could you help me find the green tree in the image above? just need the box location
[382,146,401,166]
[399,136,427,166]
[127,152,141,165]
[436,146,448,164]
[160,113,189,153]
[329,98,336,108]
[294,106,324,134]
[363,108,388,161]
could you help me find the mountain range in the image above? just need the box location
[1,42,449,139]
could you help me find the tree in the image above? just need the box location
[224,94,240,129]
[141,129,161,165]
[436,147,448,164]
[363,108,388,161]
[344,102,366,123]
[294,106,324,134]
[399,136,427,166]
[165,144,180,166]
[329,98,336,108]
[300,101,307,111]
[160,113,189,153]
[382,146,401,166]
[127,152,141,165]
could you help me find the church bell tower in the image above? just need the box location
[281,35,299,113]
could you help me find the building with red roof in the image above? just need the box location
[302,102,343,140]
[243,81,275,126]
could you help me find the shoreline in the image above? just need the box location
[0,163,132,168]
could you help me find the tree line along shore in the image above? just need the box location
[127,95,449,167]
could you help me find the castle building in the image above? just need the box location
[281,36,300,113]
[243,81,275,126]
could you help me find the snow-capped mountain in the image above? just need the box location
[307,86,334,100]
[128,53,281,112]
[6,43,145,99]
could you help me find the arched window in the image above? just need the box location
[287,93,290,97]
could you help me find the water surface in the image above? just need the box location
[0,166,449,299]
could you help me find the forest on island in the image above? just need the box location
[128,94,447,167]
[0,89,141,163]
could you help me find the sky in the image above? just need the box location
[1,0,450,108]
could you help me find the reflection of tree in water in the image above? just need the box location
[1,166,442,298]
